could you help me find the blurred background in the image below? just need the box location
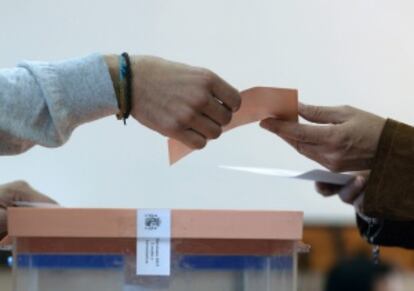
[1,0,414,290]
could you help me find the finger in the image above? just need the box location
[299,103,349,124]
[202,96,232,126]
[0,181,57,206]
[175,129,207,150]
[210,76,241,112]
[315,182,343,197]
[260,118,331,144]
[190,114,222,140]
[16,191,58,205]
[279,135,324,161]
[317,171,368,201]
[338,175,366,205]
[279,135,335,169]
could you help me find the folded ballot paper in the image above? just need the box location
[220,165,354,185]
[168,87,298,164]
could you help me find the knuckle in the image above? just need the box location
[199,69,217,86]
[192,94,210,110]
[330,130,346,146]
[295,128,307,142]
[165,120,181,133]
[341,105,355,115]
[176,110,197,126]
[308,105,323,119]
[342,105,353,111]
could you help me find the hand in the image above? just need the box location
[106,55,241,149]
[315,172,369,213]
[0,181,57,238]
[260,103,386,172]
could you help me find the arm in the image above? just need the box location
[0,54,241,155]
[363,119,414,220]
[0,54,118,154]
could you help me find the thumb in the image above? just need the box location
[338,175,367,205]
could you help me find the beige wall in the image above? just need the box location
[2,0,414,223]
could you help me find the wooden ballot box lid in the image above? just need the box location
[7,208,303,240]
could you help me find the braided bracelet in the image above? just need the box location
[116,52,132,124]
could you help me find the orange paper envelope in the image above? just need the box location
[168,86,298,164]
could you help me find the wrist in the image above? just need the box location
[128,56,159,108]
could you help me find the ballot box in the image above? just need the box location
[7,208,306,291]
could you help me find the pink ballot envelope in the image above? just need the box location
[168,87,298,164]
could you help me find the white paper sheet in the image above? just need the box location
[220,165,354,185]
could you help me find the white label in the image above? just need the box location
[136,209,171,276]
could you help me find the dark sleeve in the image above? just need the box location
[356,214,414,249]
[363,119,414,221]
[0,200,7,242]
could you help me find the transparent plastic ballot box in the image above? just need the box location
[5,208,307,291]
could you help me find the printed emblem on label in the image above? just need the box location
[144,214,162,231]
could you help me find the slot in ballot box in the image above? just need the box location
[7,208,306,291]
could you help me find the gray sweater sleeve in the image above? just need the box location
[0,54,118,155]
